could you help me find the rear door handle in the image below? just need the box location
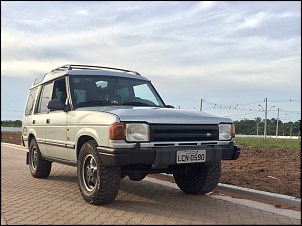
[46,119,50,124]
[32,120,35,124]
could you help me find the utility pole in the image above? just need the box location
[200,99,202,111]
[264,98,268,139]
[289,125,294,138]
[276,108,279,139]
[259,98,275,139]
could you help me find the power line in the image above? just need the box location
[202,99,300,113]
[269,99,301,102]
[225,111,260,117]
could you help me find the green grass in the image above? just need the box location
[235,137,301,150]
[1,131,22,134]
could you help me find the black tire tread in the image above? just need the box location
[78,140,121,205]
[173,163,221,195]
[29,139,52,178]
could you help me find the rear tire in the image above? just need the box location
[29,138,52,178]
[173,162,221,195]
[77,140,121,205]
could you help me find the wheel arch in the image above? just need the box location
[74,128,103,161]
[76,135,96,160]
[27,133,36,147]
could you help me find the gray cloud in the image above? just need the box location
[1,1,300,122]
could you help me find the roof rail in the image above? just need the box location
[32,73,47,86]
[50,64,141,75]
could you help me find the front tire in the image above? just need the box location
[173,162,221,195]
[29,138,52,178]
[77,140,121,205]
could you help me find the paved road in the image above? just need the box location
[1,144,300,225]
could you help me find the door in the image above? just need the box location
[36,78,69,161]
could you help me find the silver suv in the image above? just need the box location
[22,64,240,205]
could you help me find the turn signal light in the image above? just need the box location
[231,124,236,138]
[110,123,125,140]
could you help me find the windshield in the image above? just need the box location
[69,75,166,108]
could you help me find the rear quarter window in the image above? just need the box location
[24,88,38,115]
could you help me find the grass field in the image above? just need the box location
[235,137,301,150]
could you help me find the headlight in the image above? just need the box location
[126,123,149,142]
[219,124,234,140]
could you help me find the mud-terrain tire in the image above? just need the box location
[173,162,221,195]
[77,140,121,205]
[29,138,52,178]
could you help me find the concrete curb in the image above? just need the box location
[216,183,301,208]
[1,142,27,150]
[1,214,7,225]
[156,173,301,209]
[144,176,301,220]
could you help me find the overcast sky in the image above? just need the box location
[1,1,301,123]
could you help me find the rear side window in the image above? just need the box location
[24,88,38,115]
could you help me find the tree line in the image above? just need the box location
[234,117,301,137]
[1,120,22,127]
[1,119,301,137]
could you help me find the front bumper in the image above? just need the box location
[97,144,240,169]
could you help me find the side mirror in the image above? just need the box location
[166,104,175,109]
[47,99,65,111]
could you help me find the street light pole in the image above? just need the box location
[258,98,275,139]
[276,108,279,139]
[264,98,268,139]
[288,125,294,138]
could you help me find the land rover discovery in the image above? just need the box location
[21,64,240,205]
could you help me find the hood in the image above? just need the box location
[77,106,233,124]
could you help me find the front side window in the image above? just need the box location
[70,76,165,108]
[36,83,53,113]
[52,78,67,105]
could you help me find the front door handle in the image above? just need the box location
[32,120,35,124]
[46,119,50,124]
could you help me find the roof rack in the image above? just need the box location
[50,64,141,75]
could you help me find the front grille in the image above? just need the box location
[150,124,218,142]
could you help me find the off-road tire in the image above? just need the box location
[173,162,221,195]
[77,140,121,205]
[29,138,52,178]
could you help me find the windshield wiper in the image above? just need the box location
[77,101,110,107]
[122,101,153,107]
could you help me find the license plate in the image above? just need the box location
[176,150,206,164]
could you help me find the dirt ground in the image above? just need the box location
[1,132,300,199]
